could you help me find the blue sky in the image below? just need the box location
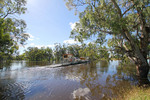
[19,0,79,53]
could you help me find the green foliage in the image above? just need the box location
[15,53,26,60]
[24,43,109,62]
[79,42,109,61]
[53,43,65,62]
[67,44,80,57]
[0,0,28,61]
[25,47,54,61]
[79,43,97,60]
[53,43,81,62]
[65,0,150,65]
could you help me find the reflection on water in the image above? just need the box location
[0,60,149,100]
[0,61,51,71]
[72,88,90,100]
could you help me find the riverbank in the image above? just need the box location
[116,86,150,100]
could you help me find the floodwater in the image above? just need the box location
[0,60,149,100]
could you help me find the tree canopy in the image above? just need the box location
[65,0,150,80]
[0,0,29,60]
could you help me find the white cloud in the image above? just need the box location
[69,22,77,30]
[69,22,83,32]
[35,45,43,48]
[63,39,79,44]
[35,45,55,48]
[28,33,34,38]
[29,43,55,49]
[25,33,40,41]
[47,44,55,48]
[24,33,35,41]
[30,43,35,46]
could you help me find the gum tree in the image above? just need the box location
[65,0,150,84]
[0,0,29,60]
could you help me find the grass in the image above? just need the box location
[115,86,150,100]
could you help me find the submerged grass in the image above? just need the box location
[115,86,150,100]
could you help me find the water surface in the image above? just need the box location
[0,60,149,100]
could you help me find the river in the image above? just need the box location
[0,60,149,100]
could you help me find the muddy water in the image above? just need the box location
[0,60,149,100]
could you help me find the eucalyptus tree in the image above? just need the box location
[0,0,28,60]
[25,47,54,61]
[79,43,109,60]
[54,43,61,62]
[66,44,80,57]
[98,46,109,60]
[79,43,98,60]
[65,0,150,83]
[25,47,38,61]
[45,47,53,62]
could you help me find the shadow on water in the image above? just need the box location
[0,60,149,100]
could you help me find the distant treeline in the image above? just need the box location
[15,43,112,62]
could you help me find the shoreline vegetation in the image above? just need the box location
[116,86,150,100]
[1,43,110,62]
[0,0,150,99]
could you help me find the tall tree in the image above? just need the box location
[0,0,28,60]
[65,0,150,83]
[54,43,64,62]
[45,47,53,62]
[66,44,80,57]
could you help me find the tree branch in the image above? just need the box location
[111,0,122,17]
[96,28,115,35]
[122,4,135,16]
